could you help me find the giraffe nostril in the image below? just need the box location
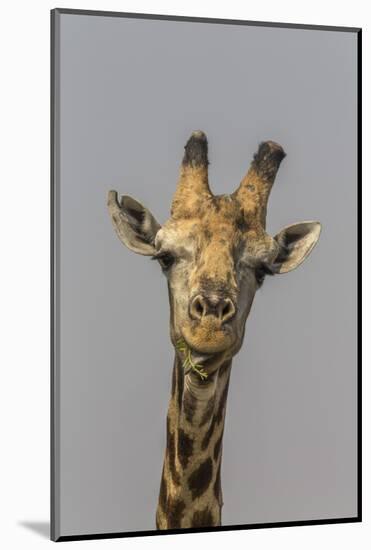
[190,295,206,320]
[220,298,236,323]
[195,300,204,317]
[190,295,236,323]
[222,303,230,317]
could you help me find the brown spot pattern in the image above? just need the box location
[213,433,223,460]
[214,465,222,505]
[183,391,197,423]
[199,395,215,427]
[188,458,213,499]
[201,417,216,451]
[167,498,186,528]
[192,507,214,527]
[178,429,194,469]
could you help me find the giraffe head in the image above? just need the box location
[108,131,321,371]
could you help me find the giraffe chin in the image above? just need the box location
[181,322,236,355]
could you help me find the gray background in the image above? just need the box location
[54,12,358,537]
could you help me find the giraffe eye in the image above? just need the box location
[152,251,175,270]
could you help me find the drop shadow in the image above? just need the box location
[19,521,50,539]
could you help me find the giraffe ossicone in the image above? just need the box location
[108,131,321,530]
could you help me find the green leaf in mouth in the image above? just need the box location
[176,339,208,381]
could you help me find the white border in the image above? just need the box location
[1,2,367,548]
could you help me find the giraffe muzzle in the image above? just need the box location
[181,294,238,354]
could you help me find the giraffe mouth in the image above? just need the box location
[180,322,236,355]
[187,351,213,370]
[176,336,230,379]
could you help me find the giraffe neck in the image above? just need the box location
[156,354,232,529]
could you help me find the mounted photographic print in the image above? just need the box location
[51,8,361,541]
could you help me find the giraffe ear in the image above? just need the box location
[107,191,161,255]
[272,221,321,274]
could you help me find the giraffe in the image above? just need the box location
[107,131,321,530]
